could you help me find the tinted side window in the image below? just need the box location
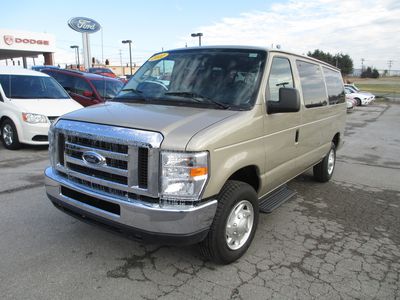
[0,75,10,98]
[267,57,294,102]
[73,78,92,96]
[323,67,345,105]
[296,60,327,108]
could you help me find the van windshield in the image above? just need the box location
[0,75,69,99]
[115,48,267,110]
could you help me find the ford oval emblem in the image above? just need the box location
[68,17,101,33]
[82,151,106,166]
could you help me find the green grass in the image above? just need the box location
[355,83,400,94]
[347,77,400,95]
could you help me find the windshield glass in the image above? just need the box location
[91,79,123,100]
[115,49,267,110]
[0,75,69,99]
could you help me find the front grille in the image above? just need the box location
[67,136,128,154]
[32,135,48,141]
[67,162,128,185]
[138,148,148,188]
[53,120,161,204]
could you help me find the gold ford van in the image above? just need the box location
[45,46,346,264]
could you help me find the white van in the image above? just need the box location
[0,67,83,149]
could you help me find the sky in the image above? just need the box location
[1,0,399,70]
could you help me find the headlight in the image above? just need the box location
[161,151,208,202]
[22,113,48,123]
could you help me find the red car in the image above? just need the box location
[88,67,117,78]
[41,69,123,107]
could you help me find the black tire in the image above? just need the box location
[199,180,259,264]
[355,98,361,106]
[1,119,21,150]
[313,142,336,182]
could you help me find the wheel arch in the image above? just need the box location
[225,165,260,194]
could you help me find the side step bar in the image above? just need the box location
[259,185,297,213]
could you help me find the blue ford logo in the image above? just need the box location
[82,151,106,166]
[68,17,101,34]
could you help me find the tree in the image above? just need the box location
[361,67,372,78]
[307,49,353,75]
[372,68,380,78]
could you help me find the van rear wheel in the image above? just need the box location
[313,143,336,182]
[199,180,259,264]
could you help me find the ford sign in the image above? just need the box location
[82,151,106,166]
[68,17,101,34]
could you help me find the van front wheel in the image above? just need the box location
[1,119,21,150]
[200,180,259,264]
[313,143,336,182]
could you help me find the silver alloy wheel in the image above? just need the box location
[225,200,254,250]
[327,149,335,175]
[2,124,13,146]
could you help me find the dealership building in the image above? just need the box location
[0,29,56,68]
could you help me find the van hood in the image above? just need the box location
[12,98,83,117]
[60,101,239,150]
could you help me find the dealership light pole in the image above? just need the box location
[191,33,203,46]
[122,40,133,75]
[70,45,80,67]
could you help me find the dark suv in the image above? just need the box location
[41,69,123,107]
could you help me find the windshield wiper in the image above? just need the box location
[114,88,148,102]
[121,88,143,95]
[165,91,230,109]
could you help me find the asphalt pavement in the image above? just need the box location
[0,102,399,300]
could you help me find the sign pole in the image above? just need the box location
[81,32,91,70]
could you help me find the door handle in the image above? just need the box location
[295,129,299,143]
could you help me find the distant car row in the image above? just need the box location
[344,84,375,112]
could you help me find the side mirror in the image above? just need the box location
[83,90,94,98]
[268,87,300,114]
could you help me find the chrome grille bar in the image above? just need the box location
[64,155,129,177]
[65,141,129,162]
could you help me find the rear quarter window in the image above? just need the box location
[323,67,345,104]
[296,60,327,108]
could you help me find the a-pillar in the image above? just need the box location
[43,53,54,65]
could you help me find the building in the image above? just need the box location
[0,29,56,68]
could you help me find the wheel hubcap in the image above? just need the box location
[226,200,254,250]
[2,124,13,146]
[327,149,335,175]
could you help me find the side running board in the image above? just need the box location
[259,185,297,213]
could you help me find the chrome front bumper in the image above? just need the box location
[45,167,217,239]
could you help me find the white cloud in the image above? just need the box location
[181,0,400,70]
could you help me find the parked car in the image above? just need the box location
[45,47,346,264]
[345,87,373,106]
[344,84,375,105]
[88,67,117,78]
[0,67,82,150]
[31,65,60,72]
[41,69,123,107]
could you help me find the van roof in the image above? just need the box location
[163,45,340,71]
[0,66,50,77]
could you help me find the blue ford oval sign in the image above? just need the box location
[82,151,106,166]
[68,17,101,34]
